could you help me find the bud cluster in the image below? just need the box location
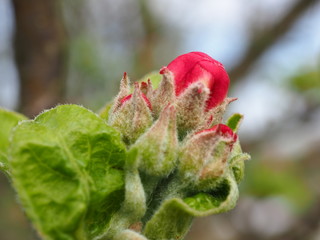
[108,52,239,179]
[103,52,250,239]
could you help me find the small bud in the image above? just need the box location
[110,72,132,114]
[179,124,237,183]
[131,105,178,176]
[109,82,153,144]
[150,67,175,118]
[175,82,210,134]
[167,52,230,110]
[199,125,237,180]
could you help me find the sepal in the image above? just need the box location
[110,72,132,114]
[201,97,237,130]
[176,82,209,135]
[150,67,175,118]
[130,105,178,176]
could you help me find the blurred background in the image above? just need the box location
[0,0,320,239]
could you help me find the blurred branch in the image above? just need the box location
[229,0,318,82]
[12,0,68,117]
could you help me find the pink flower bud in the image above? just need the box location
[151,67,175,118]
[109,72,132,114]
[175,82,209,133]
[109,81,153,144]
[179,124,237,182]
[167,52,230,110]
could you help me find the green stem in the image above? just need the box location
[142,173,195,240]
[141,172,181,224]
[143,198,194,240]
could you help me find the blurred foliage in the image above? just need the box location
[288,69,320,102]
[241,158,314,212]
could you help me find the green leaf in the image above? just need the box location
[143,175,239,240]
[228,140,250,184]
[183,179,231,212]
[9,105,126,240]
[99,149,147,239]
[0,108,26,175]
[226,113,243,132]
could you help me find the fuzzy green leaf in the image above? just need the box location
[144,174,239,240]
[229,141,250,184]
[0,108,27,174]
[183,179,231,212]
[226,113,243,132]
[9,105,126,240]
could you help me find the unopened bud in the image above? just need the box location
[110,72,132,114]
[130,105,178,176]
[167,52,230,110]
[176,82,209,135]
[150,67,175,118]
[179,124,237,183]
[109,82,153,144]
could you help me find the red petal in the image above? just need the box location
[197,124,237,141]
[167,52,230,110]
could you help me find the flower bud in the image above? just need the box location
[175,82,210,134]
[167,52,230,110]
[179,124,237,183]
[150,67,175,118]
[130,105,178,176]
[110,72,132,114]
[109,82,153,144]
